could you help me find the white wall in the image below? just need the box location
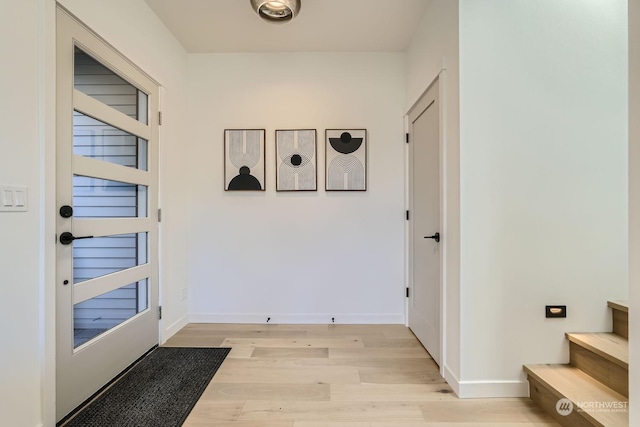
[58,0,191,339]
[629,0,639,423]
[187,53,406,323]
[405,0,461,392]
[459,0,628,397]
[0,1,47,425]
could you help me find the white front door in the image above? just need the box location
[56,8,160,420]
[408,80,441,366]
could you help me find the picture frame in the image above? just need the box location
[325,129,367,191]
[224,129,266,191]
[275,129,317,191]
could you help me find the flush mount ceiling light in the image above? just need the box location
[250,0,301,23]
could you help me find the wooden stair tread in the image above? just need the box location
[566,333,628,369]
[607,300,628,313]
[524,364,628,426]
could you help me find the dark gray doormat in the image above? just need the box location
[64,347,231,427]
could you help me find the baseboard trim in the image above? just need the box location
[443,365,461,397]
[188,313,405,324]
[457,379,530,398]
[442,366,529,398]
[162,314,188,344]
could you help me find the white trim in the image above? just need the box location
[630,1,640,424]
[162,315,188,345]
[64,7,160,92]
[444,365,529,399]
[74,90,151,140]
[443,364,461,397]
[73,217,151,236]
[73,264,151,304]
[189,313,405,325]
[74,155,150,186]
[438,69,448,379]
[457,379,530,399]
[40,0,56,425]
[156,85,166,351]
[403,113,410,328]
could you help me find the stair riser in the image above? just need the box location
[569,343,628,397]
[612,310,628,339]
[528,375,598,427]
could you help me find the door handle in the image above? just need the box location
[424,232,440,243]
[60,232,94,245]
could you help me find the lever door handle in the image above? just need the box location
[424,232,440,243]
[60,232,94,245]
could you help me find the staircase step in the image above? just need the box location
[566,333,628,369]
[607,301,628,339]
[607,300,628,313]
[524,364,628,427]
[566,333,628,397]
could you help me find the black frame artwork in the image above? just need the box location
[224,129,266,191]
[325,129,367,191]
[275,129,317,192]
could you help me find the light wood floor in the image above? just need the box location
[163,324,559,427]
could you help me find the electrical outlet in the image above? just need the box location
[180,288,188,301]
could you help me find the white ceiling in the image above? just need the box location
[143,0,430,53]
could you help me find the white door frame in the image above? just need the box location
[405,71,448,376]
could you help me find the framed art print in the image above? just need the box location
[325,129,367,191]
[276,129,317,191]
[224,129,265,191]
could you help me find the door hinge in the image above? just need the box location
[406,210,410,221]
[158,306,162,320]
[406,133,409,144]
[158,111,163,125]
[158,208,162,223]
[406,287,410,298]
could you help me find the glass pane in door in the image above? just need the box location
[74,46,148,123]
[74,111,148,170]
[73,176,148,218]
[74,279,149,348]
[73,233,148,284]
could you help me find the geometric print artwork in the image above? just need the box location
[224,129,265,191]
[276,129,317,191]
[325,129,367,191]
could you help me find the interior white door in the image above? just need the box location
[56,7,160,420]
[408,80,441,366]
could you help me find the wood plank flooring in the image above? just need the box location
[163,324,559,426]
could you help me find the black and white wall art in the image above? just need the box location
[224,129,265,191]
[276,129,317,191]
[325,129,367,191]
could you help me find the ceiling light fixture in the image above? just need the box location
[250,0,301,23]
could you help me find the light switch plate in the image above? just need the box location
[0,186,28,212]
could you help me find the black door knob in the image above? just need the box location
[424,232,440,243]
[60,205,73,218]
[60,232,94,245]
